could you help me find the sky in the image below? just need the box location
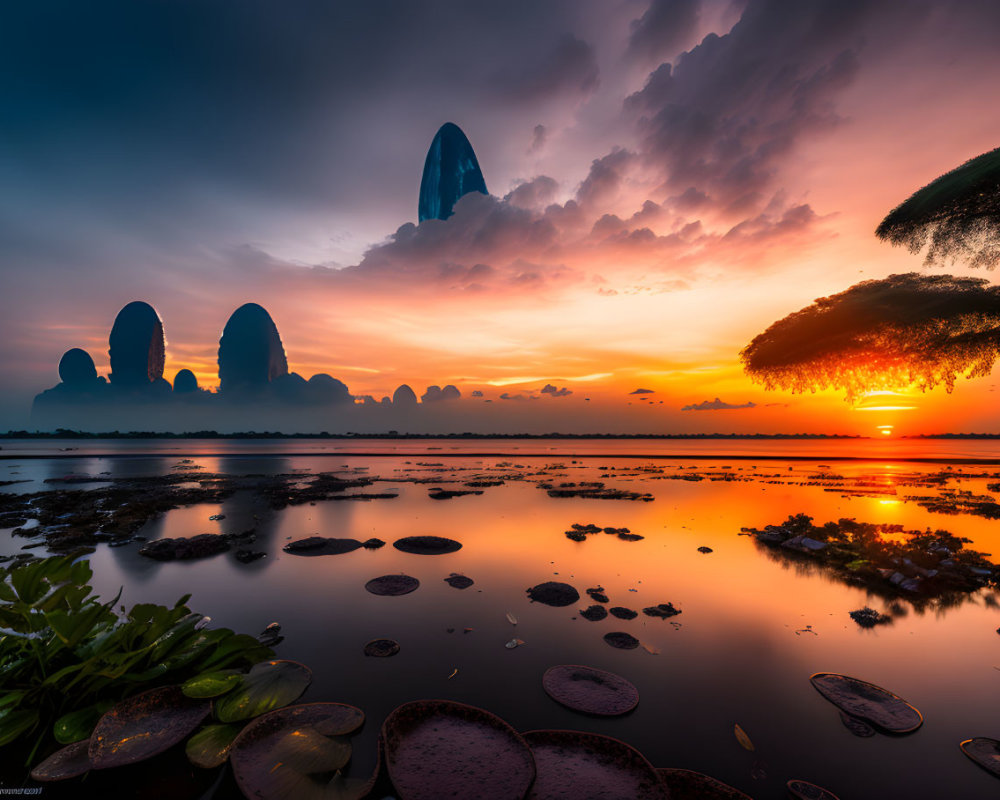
[4,0,1000,434]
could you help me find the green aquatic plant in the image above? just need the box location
[0,555,273,765]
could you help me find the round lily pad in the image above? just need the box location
[604,632,640,650]
[393,536,462,555]
[283,537,363,556]
[524,729,667,799]
[365,574,420,596]
[579,605,608,621]
[527,581,580,607]
[809,673,922,734]
[444,573,474,589]
[364,638,401,657]
[787,779,841,800]
[382,700,535,800]
[542,665,639,716]
[89,686,210,769]
[30,740,91,782]
[215,660,312,724]
[656,768,752,800]
[231,703,368,800]
[609,607,637,620]
[959,737,1000,779]
[185,723,243,769]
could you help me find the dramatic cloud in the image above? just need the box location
[627,0,701,64]
[740,273,1000,403]
[682,397,756,410]
[540,384,572,397]
[876,145,1000,269]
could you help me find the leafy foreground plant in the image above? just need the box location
[0,555,274,765]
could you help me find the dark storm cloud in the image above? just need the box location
[489,35,599,102]
[540,384,572,397]
[626,0,868,206]
[627,0,701,64]
[740,273,1000,402]
[0,1,599,230]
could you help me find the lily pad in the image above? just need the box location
[604,632,640,650]
[283,537,363,556]
[809,673,922,734]
[524,730,667,799]
[181,669,244,699]
[231,703,368,800]
[364,638,401,657]
[382,700,535,800]
[579,605,608,621]
[365,574,420,596]
[542,665,639,716]
[53,702,110,744]
[527,581,580,607]
[393,536,463,555]
[186,723,243,769]
[839,711,875,738]
[215,660,312,723]
[444,573,474,589]
[30,740,91,782]
[656,768,752,800]
[609,607,637,620]
[89,686,210,769]
[787,779,841,800]
[959,737,1000,779]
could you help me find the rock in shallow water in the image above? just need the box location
[139,534,230,561]
[527,581,580,607]
[603,632,640,650]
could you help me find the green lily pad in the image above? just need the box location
[182,669,244,699]
[215,660,312,723]
[54,702,111,744]
[30,740,92,782]
[89,686,211,769]
[231,703,370,800]
[186,723,244,769]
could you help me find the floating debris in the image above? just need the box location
[849,607,892,628]
[505,638,526,649]
[733,724,755,752]
[643,603,682,619]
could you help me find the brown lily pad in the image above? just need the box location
[89,686,210,769]
[604,632,640,650]
[656,768,752,799]
[579,605,608,621]
[542,665,639,716]
[959,737,1000,779]
[839,711,875,738]
[787,779,841,800]
[393,536,462,555]
[231,703,368,800]
[444,573,474,589]
[809,673,922,734]
[364,639,401,657]
[382,700,535,800]
[609,607,637,620]
[365,574,420,596]
[283,537,363,556]
[527,581,580,607]
[30,740,91,782]
[524,729,667,799]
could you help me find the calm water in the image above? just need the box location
[2,439,999,798]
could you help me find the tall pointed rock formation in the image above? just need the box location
[418,122,488,221]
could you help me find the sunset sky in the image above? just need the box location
[4,0,1000,434]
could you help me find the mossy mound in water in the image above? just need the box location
[743,513,998,604]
